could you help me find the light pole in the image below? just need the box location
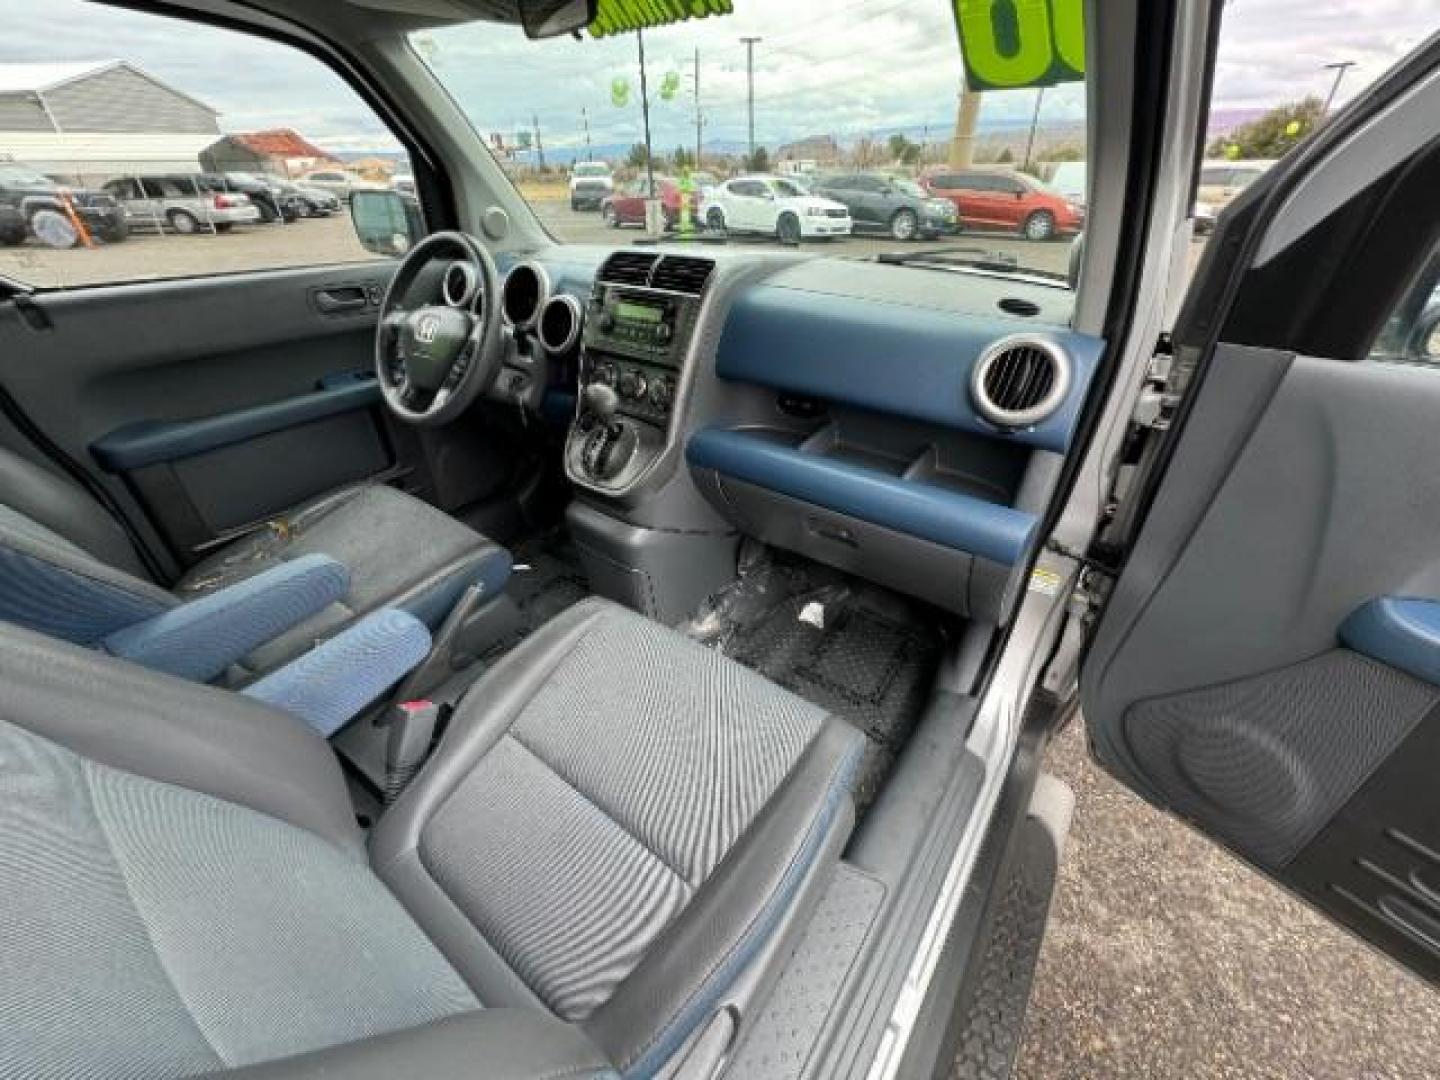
[637,29,655,196]
[582,106,591,160]
[741,36,762,165]
[1322,60,1356,113]
[1022,86,1045,170]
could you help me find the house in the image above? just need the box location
[0,60,221,183]
[200,129,341,178]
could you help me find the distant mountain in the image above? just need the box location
[1207,108,1268,137]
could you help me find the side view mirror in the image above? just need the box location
[350,190,424,257]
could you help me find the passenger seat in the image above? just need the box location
[0,598,864,1078]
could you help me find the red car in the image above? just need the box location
[920,167,1083,241]
[600,177,704,229]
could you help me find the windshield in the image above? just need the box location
[411,2,1088,281]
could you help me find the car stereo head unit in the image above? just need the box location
[584,285,693,364]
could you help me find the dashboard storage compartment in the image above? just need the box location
[687,425,1035,621]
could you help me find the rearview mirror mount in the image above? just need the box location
[519,0,597,39]
[349,190,424,257]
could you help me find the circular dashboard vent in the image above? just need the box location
[537,294,583,355]
[501,261,550,330]
[442,260,479,309]
[970,336,1072,429]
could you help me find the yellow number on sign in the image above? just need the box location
[956,0,1054,88]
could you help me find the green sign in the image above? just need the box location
[952,0,1084,92]
[589,0,734,39]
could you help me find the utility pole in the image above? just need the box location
[1322,60,1356,113]
[637,29,655,196]
[693,47,703,169]
[581,106,591,160]
[532,112,545,169]
[948,87,982,168]
[741,36,762,165]
[1022,86,1045,170]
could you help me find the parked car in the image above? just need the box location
[0,160,128,244]
[300,168,382,202]
[271,180,340,217]
[811,172,958,240]
[922,167,1083,240]
[391,171,416,197]
[102,175,261,234]
[568,161,614,210]
[0,204,26,246]
[1197,158,1277,209]
[704,175,852,242]
[600,177,704,229]
[1046,160,1088,207]
[212,172,302,222]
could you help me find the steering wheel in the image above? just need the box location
[375,231,503,426]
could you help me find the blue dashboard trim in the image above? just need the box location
[686,427,1038,565]
[715,286,1101,453]
[1340,597,1440,687]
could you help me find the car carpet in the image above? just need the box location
[682,545,948,812]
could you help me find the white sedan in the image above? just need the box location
[704,175,852,242]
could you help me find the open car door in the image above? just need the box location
[1080,32,1440,984]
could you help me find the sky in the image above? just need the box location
[0,0,1435,158]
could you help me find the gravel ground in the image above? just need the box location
[1013,719,1440,1079]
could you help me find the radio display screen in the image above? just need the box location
[615,300,664,325]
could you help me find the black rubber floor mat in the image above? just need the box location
[684,549,947,810]
[510,530,590,633]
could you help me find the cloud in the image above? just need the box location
[0,0,1433,159]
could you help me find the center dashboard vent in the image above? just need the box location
[599,251,658,287]
[970,336,1072,430]
[650,255,715,295]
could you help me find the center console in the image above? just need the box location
[566,252,712,494]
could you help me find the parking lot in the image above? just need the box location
[0,198,1079,290]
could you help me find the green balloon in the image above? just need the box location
[660,71,681,101]
[611,77,630,107]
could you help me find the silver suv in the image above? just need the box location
[102,174,262,234]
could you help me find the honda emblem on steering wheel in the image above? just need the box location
[415,314,440,344]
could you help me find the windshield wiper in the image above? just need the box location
[873,245,1070,283]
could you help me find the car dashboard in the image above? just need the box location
[494,242,1100,626]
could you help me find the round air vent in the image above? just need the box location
[501,261,550,330]
[537,294,583,355]
[970,336,1072,429]
[441,260,479,309]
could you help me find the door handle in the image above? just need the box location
[313,286,368,314]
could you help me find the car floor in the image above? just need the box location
[679,545,951,812]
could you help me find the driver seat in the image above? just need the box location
[0,443,510,680]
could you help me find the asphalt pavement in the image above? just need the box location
[1011,719,1440,1079]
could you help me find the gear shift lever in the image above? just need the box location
[583,382,621,429]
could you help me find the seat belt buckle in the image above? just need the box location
[384,698,444,804]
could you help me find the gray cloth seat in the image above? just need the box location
[0,598,865,1078]
[0,443,509,678]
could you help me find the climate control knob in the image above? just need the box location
[593,362,618,387]
[650,377,675,411]
[618,369,647,400]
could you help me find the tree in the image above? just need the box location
[887,133,921,166]
[745,146,770,172]
[626,142,650,169]
[996,147,1015,164]
[672,146,695,171]
[1209,96,1324,159]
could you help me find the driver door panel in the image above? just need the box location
[0,263,417,570]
